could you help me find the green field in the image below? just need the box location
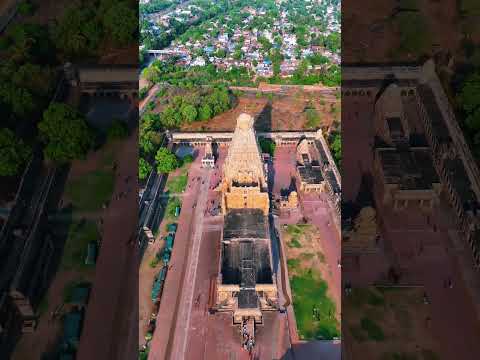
[60,221,99,271]
[166,173,188,194]
[344,286,440,359]
[65,169,115,211]
[165,196,182,220]
[285,224,310,246]
[290,268,340,340]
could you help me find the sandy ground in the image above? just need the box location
[180,92,340,132]
[343,0,463,63]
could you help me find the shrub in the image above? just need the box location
[107,119,128,140]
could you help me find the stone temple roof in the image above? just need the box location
[223,113,266,188]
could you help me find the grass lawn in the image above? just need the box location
[288,238,302,248]
[166,174,188,194]
[285,224,310,248]
[165,196,182,220]
[344,286,439,359]
[287,258,301,272]
[290,268,340,340]
[65,169,115,211]
[60,221,99,271]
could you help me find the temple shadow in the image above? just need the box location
[279,341,342,360]
[255,101,273,132]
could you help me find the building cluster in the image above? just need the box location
[343,61,480,268]
[143,1,340,77]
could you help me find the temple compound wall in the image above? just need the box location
[63,64,139,100]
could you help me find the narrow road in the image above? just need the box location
[139,84,159,116]
[171,170,211,360]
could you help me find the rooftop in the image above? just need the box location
[379,148,439,190]
[298,165,324,185]
[238,289,258,309]
[417,85,452,145]
[223,209,267,240]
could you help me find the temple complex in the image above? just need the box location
[216,114,277,329]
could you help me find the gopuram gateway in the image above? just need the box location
[216,114,278,341]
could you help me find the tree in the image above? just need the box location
[38,103,93,163]
[161,106,181,128]
[324,32,340,53]
[155,147,178,174]
[139,131,155,156]
[330,132,341,166]
[396,13,430,56]
[181,104,198,123]
[259,138,276,156]
[0,85,36,119]
[52,5,101,57]
[103,2,137,46]
[458,72,480,133]
[198,104,212,121]
[0,128,32,176]
[139,157,152,180]
[142,66,161,84]
[12,63,53,97]
[458,72,480,115]
[18,1,35,16]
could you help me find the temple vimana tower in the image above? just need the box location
[216,113,277,326]
[220,113,270,215]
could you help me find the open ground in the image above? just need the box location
[342,91,480,360]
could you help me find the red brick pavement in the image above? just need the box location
[77,131,138,360]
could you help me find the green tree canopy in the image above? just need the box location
[139,157,152,180]
[155,147,178,174]
[38,103,93,163]
[12,63,54,97]
[52,5,102,58]
[181,104,198,123]
[198,104,213,121]
[0,128,32,176]
[142,66,161,84]
[103,2,137,46]
[396,12,430,56]
[330,132,341,166]
[259,138,276,156]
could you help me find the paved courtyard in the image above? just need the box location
[341,93,480,360]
